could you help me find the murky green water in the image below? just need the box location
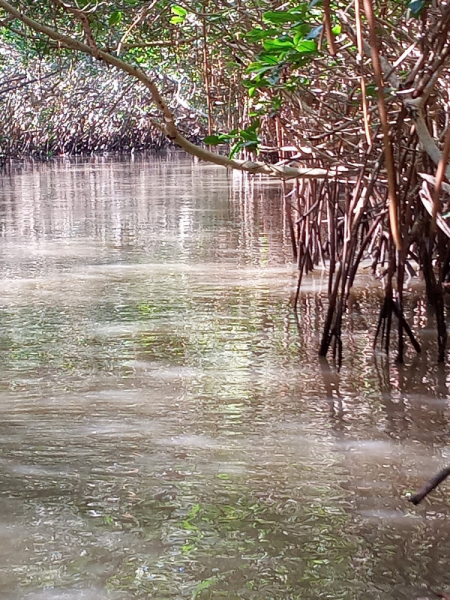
[1,155,450,600]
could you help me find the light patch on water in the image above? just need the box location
[160,433,237,451]
[335,438,399,456]
[0,458,71,479]
[20,589,122,600]
[91,323,158,338]
[123,361,201,381]
[357,509,425,527]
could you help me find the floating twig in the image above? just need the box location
[409,465,450,505]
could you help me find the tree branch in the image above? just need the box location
[0,0,335,180]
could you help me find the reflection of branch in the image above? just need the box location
[409,465,450,505]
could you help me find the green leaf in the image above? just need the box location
[229,141,242,159]
[204,134,225,144]
[247,66,276,80]
[109,11,122,26]
[245,27,279,42]
[408,0,426,16]
[246,119,260,132]
[246,55,281,73]
[171,5,187,17]
[292,23,311,41]
[262,8,306,24]
[249,78,271,88]
[170,5,187,23]
[263,37,295,52]
[294,40,317,53]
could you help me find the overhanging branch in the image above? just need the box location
[0,0,335,180]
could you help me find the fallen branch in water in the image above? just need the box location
[409,465,450,505]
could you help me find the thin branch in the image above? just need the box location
[362,0,402,251]
[409,465,450,505]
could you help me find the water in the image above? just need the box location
[1,154,450,600]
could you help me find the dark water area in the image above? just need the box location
[0,154,449,600]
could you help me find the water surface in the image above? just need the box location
[1,154,450,600]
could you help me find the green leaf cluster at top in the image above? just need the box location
[204,120,260,159]
[170,5,188,25]
[242,3,333,98]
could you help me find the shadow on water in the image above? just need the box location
[0,154,450,599]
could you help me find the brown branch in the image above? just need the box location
[322,0,337,56]
[409,465,450,505]
[432,125,450,230]
[355,0,371,145]
[52,0,100,59]
[362,0,402,251]
[420,182,450,238]
[106,37,199,52]
[412,108,450,180]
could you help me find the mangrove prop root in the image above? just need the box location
[409,465,450,505]
[391,301,421,354]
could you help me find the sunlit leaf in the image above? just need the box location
[263,38,295,52]
[170,5,187,24]
[295,40,317,53]
[171,5,187,17]
[109,11,122,26]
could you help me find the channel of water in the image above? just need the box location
[0,154,449,600]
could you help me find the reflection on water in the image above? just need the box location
[0,154,450,600]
